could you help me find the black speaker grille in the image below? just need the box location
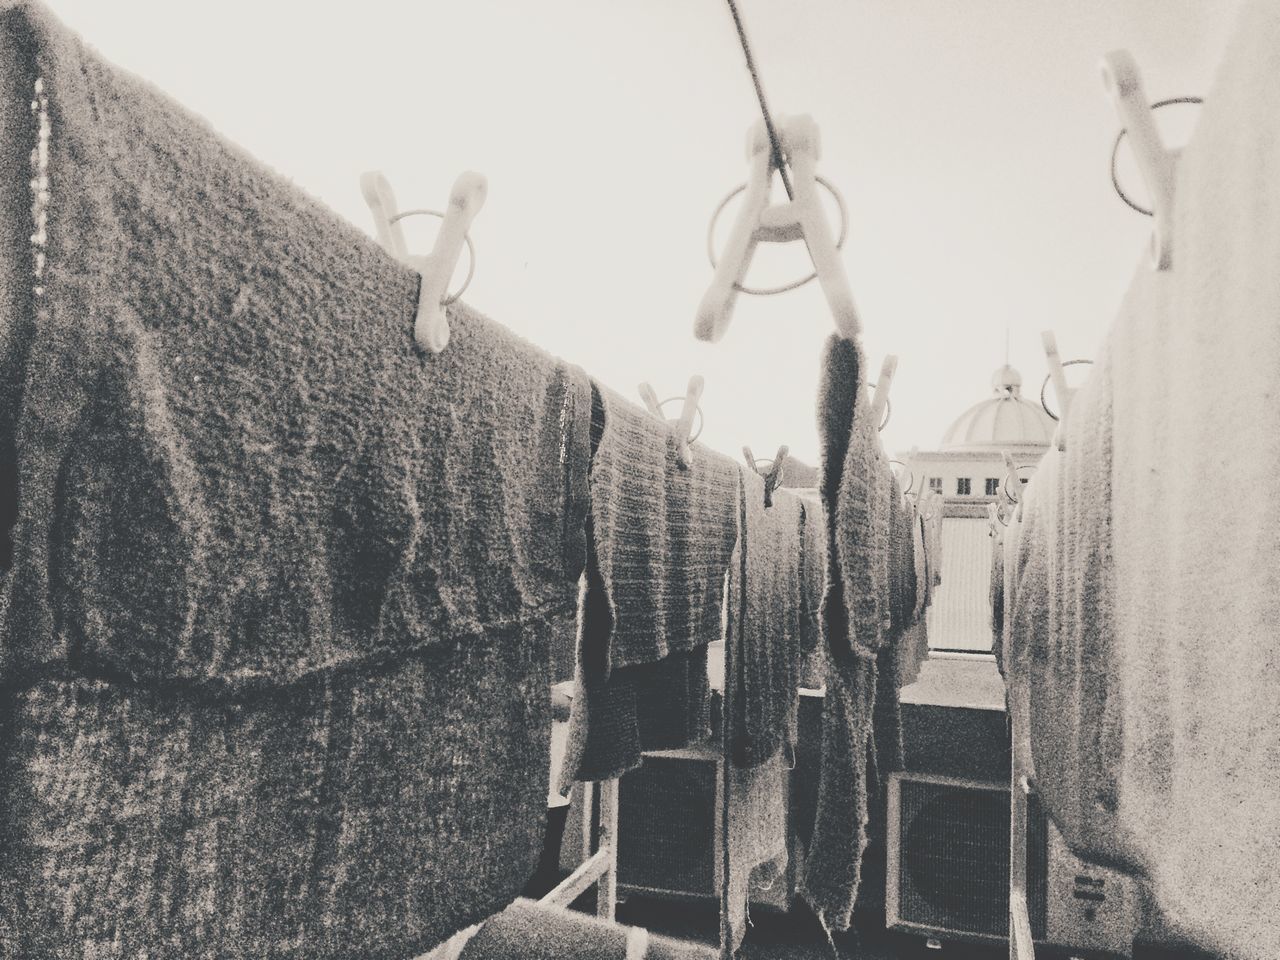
[897,778,1047,940]
[617,757,716,895]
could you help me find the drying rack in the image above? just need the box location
[541,776,620,917]
[1008,666,1036,960]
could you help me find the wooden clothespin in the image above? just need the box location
[360,170,487,354]
[695,114,859,344]
[1101,51,1178,271]
[868,355,898,431]
[743,444,790,507]
[636,375,705,469]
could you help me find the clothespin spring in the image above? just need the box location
[387,209,477,305]
[706,175,849,296]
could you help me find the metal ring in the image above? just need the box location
[1040,359,1095,421]
[888,459,914,494]
[387,208,477,305]
[750,457,787,488]
[656,397,705,444]
[863,382,891,432]
[706,174,849,296]
[1003,464,1037,504]
[1109,97,1204,215]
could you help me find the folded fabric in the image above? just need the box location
[801,334,894,932]
[730,471,803,768]
[0,4,592,955]
[457,899,717,960]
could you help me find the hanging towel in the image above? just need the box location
[456,899,718,960]
[561,384,736,784]
[0,4,592,956]
[1029,342,1127,869]
[1104,2,1280,950]
[582,383,739,670]
[797,492,827,689]
[886,491,925,690]
[722,751,789,952]
[801,334,893,932]
[990,521,1005,675]
[730,470,803,768]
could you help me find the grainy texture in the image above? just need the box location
[1031,343,1125,869]
[1006,7,1280,953]
[799,335,896,933]
[0,3,592,956]
[730,470,803,768]
[562,383,737,784]
[457,899,718,960]
[584,384,740,670]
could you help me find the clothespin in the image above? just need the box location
[1041,330,1074,425]
[868,355,898,431]
[1002,451,1021,504]
[1100,50,1178,271]
[360,170,487,354]
[695,114,859,343]
[743,444,790,507]
[637,375,705,469]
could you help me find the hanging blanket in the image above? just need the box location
[0,3,592,956]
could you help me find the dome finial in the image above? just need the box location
[992,363,1021,396]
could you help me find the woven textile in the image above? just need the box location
[0,4,592,955]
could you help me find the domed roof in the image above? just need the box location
[940,364,1056,451]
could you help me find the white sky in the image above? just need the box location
[44,0,1241,463]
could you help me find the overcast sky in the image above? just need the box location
[43,0,1241,463]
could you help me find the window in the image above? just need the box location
[928,477,943,494]
[956,477,971,496]
[984,477,1000,496]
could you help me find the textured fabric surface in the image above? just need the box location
[0,4,592,956]
[1006,6,1280,953]
[1104,3,1280,949]
[730,471,803,768]
[723,752,789,952]
[800,335,894,932]
[457,899,717,960]
[797,492,826,689]
[583,384,740,671]
[1031,343,1125,868]
[561,385,734,784]
[989,522,1005,675]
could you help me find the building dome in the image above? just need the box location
[940,364,1055,452]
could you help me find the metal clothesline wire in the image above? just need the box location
[723,0,794,201]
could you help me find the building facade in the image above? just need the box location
[900,363,1056,653]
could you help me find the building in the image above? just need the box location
[900,363,1056,653]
